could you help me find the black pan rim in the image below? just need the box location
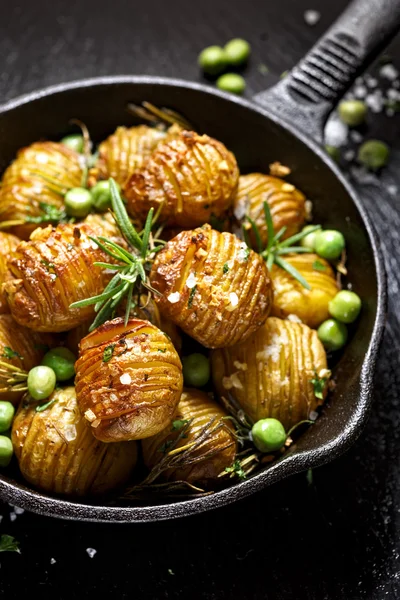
[0,75,387,522]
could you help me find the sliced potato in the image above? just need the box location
[75,317,183,442]
[0,232,20,314]
[211,316,329,430]
[150,225,273,348]
[12,387,138,496]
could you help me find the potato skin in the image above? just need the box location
[149,225,273,348]
[3,217,124,332]
[75,317,183,442]
[234,173,306,248]
[12,387,138,496]
[0,314,54,403]
[271,254,339,328]
[124,130,239,228]
[0,232,20,314]
[142,388,236,488]
[0,141,83,240]
[88,125,169,187]
[211,316,329,430]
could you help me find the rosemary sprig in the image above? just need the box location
[244,201,321,290]
[126,101,192,130]
[69,178,164,330]
[0,360,29,393]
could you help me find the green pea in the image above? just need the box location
[182,353,210,387]
[60,134,84,153]
[0,402,15,433]
[357,140,390,170]
[198,46,228,76]
[27,366,56,401]
[300,225,321,250]
[338,100,367,126]
[64,187,93,218]
[91,180,120,212]
[216,73,246,95]
[317,319,348,351]
[0,435,13,467]
[328,290,362,324]
[325,145,340,162]
[41,347,76,382]
[251,418,286,453]
[315,230,345,260]
[224,38,251,67]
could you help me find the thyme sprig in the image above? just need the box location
[244,201,321,290]
[69,178,164,331]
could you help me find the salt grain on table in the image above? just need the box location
[304,9,320,26]
[380,64,399,81]
[86,548,97,558]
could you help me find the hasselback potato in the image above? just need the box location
[88,124,170,187]
[124,129,239,228]
[234,173,306,248]
[0,232,20,314]
[149,224,273,348]
[3,216,124,332]
[211,316,329,430]
[271,254,339,328]
[0,141,83,239]
[75,317,183,442]
[142,388,236,488]
[0,314,53,402]
[12,387,138,496]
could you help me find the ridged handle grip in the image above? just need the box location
[254,0,400,142]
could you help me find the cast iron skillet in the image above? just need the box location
[0,0,397,522]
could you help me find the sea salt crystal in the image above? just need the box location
[229,292,239,307]
[309,410,319,421]
[9,513,16,522]
[304,10,320,26]
[35,152,49,164]
[287,314,302,323]
[84,409,96,422]
[50,558,56,565]
[347,282,353,290]
[186,272,197,289]
[354,85,368,98]
[387,184,398,196]
[324,114,348,147]
[365,90,384,113]
[233,199,247,221]
[238,243,249,262]
[344,150,355,162]
[365,76,378,89]
[86,548,97,558]
[120,373,132,385]
[13,506,25,515]
[350,130,363,143]
[380,64,399,81]
[167,292,180,304]
[64,425,77,442]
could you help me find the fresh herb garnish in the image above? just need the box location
[188,286,197,308]
[69,179,164,331]
[172,419,190,431]
[0,535,20,554]
[310,369,331,399]
[2,347,23,360]
[224,459,246,480]
[244,201,321,290]
[223,263,229,274]
[157,348,167,353]
[26,202,68,225]
[312,260,326,272]
[36,397,58,412]
[103,344,116,363]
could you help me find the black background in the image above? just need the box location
[1,1,400,598]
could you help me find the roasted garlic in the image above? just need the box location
[142,388,236,488]
[0,314,53,402]
[0,232,20,314]
[88,125,169,187]
[124,129,239,228]
[12,387,138,496]
[234,173,306,248]
[0,141,83,239]
[3,217,124,332]
[271,254,339,328]
[211,316,329,430]
[75,318,183,442]
[150,225,273,348]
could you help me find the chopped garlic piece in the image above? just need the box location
[84,409,96,422]
[120,373,132,385]
[281,183,295,192]
[269,161,291,177]
[222,372,244,390]
[167,292,180,303]
[234,360,248,371]
[186,272,197,289]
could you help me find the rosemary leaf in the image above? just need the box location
[275,255,311,290]
[70,282,125,309]
[279,225,321,248]
[109,178,143,251]
[263,201,275,252]
[245,215,263,253]
[141,207,154,259]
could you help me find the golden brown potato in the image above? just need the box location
[271,254,339,328]
[3,217,124,332]
[149,225,273,348]
[211,316,329,430]
[0,232,20,314]
[12,387,138,496]
[75,317,183,442]
[124,130,239,228]
[142,388,236,488]
[0,141,83,240]
[88,125,170,187]
[0,314,54,403]
[234,173,306,249]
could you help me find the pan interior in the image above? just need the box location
[0,80,380,519]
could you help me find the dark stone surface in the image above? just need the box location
[0,0,399,598]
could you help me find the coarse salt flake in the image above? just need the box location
[167,292,180,304]
[186,272,197,289]
[50,558,56,565]
[227,292,239,311]
[304,10,320,26]
[309,410,319,421]
[84,409,96,422]
[86,548,97,558]
[380,64,399,81]
[120,373,132,385]
[64,425,77,442]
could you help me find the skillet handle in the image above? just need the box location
[253,0,400,143]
